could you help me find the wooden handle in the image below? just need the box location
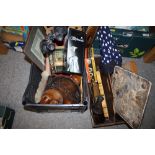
[96,71,109,119]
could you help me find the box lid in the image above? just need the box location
[111,66,152,128]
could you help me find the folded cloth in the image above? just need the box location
[97,26,122,74]
[35,71,50,103]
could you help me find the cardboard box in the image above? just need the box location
[110,28,155,58]
[92,27,155,58]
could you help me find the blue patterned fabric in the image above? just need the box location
[96,26,122,74]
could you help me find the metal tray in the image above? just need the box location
[112,66,152,128]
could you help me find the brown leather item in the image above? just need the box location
[40,75,81,104]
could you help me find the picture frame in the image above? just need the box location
[24,26,46,71]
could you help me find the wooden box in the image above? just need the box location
[89,57,151,128]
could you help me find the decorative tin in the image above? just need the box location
[112,66,152,128]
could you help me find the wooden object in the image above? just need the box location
[92,82,100,97]
[89,48,109,119]
[86,26,98,48]
[143,46,155,63]
[69,26,83,31]
[96,71,109,119]
[0,42,8,55]
[90,56,124,128]
[85,48,91,83]
[91,48,97,82]
[1,31,24,42]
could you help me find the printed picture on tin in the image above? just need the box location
[66,28,86,74]
[67,46,80,73]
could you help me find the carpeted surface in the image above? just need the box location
[0,50,155,128]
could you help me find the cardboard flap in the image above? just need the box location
[112,66,152,128]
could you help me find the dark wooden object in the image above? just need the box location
[0,42,8,55]
[86,26,98,48]
[89,57,124,128]
[143,46,155,63]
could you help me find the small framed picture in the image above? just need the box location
[24,27,46,71]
